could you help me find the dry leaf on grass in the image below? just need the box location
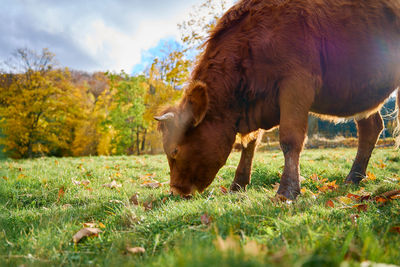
[272,182,280,192]
[102,180,121,189]
[142,201,153,211]
[375,197,388,204]
[325,200,334,208]
[127,247,145,254]
[129,194,139,205]
[72,228,102,243]
[57,186,65,201]
[366,172,376,181]
[337,196,353,205]
[353,204,368,212]
[201,213,212,225]
[347,193,361,200]
[220,185,228,194]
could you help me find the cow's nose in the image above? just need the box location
[170,185,192,199]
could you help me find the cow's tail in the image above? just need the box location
[396,88,400,148]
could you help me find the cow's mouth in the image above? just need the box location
[170,184,194,198]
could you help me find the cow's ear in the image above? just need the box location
[186,82,208,127]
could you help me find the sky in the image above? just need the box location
[0,0,234,74]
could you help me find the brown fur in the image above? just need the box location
[158,0,400,197]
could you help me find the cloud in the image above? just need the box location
[0,0,235,72]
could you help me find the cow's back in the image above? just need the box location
[197,0,400,119]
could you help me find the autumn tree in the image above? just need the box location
[0,48,84,158]
[105,72,147,155]
[69,71,112,156]
[178,0,230,55]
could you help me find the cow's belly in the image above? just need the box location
[310,79,397,119]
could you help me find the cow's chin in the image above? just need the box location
[170,178,213,197]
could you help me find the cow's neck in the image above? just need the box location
[193,66,280,136]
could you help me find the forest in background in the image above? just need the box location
[0,0,398,159]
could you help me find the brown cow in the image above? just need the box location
[155,0,400,199]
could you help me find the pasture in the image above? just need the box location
[0,147,399,266]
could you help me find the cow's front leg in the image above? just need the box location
[230,130,263,192]
[345,112,383,184]
[276,74,315,200]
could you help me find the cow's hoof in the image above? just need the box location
[229,182,247,192]
[345,172,365,184]
[276,186,300,200]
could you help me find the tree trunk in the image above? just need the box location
[141,128,147,152]
[136,126,140,155]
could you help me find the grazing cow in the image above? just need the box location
[155,0,400,199]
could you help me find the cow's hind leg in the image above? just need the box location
[345,112,383,184]
[277,74,315,200]
[230,130,263,192]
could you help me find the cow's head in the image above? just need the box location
[155,81,234,197]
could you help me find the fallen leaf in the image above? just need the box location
[375,197,388,204]
[126,247,145,254]
[98,222,106,228]
[326,200,335,208]
[347,193,361,200]
[220,185,228,194]
[360,194,372,202]
[353,204,368,212]
[390,194,400,200]
[129,194,139,205]
[103,180,121,189]
[142,201,153,211]
[300,188,307,194]
[2,176,8,181]
[57,186,65,201]
[201,213,212,225]
[337,196,353,205]
[310,173,319,181]
[378,160,387,169]
[162,196,168,203]
[72,228,102,243]
[366,172,376,181]
[326,180,338,190]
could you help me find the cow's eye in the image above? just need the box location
[171,147,178,158]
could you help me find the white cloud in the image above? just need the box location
[0,0,236,72]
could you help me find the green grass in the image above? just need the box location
[0,148,399,267]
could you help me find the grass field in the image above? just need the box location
[0,147,399,267]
